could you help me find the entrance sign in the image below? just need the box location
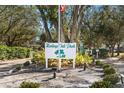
[45,42,76,69]
[45,43,76,59]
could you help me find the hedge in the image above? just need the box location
[99,49,109,58]
[20,81,40,88]
[95,61,104,67]
[0,45,31,60]
[91,48,108,58]
[103,74,120,85]
[103,67,116,76]
[92,62,120,88]
[90,81,113,88]
[103,64,111,70]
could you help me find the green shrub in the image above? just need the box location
[103,64,111,70]
[76,53,93,66]
[99,49,109,58]
[31,59,37,64]
[0,45,31,60]
[15,64,22,70]
[104,67,116,76]
[95,61,103,67]
[23,61,30,67]
[13,47,31,59]
[90,81,113,88]
[103,74,120,85]
[0,45,8,60]
[20,81,40,88]
[33,50,45,65]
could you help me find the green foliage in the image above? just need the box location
[104,67,116,76]
[76,53,93,66]
[103,74,120,85]
[33,50,45,65]
[91,64,119,88]
[31,59,37,64]
[99,49,109,58]
[103,64,111,70]
[91,49,109,58]
[15,64,22,71]
[0,6,38,46]
[11,47,31,59]
[20,81,40,88]
[23,61,30,67]
[95,61,104,67]
[90,81,113,88]
[33,51,93,67]
[37,6,58,42]
[0,45,31,60]
[0,45,8,60]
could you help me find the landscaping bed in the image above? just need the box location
[90,60,120,88]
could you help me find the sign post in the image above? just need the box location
[45,58,48,69]
[73,58,75,69]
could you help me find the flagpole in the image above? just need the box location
[58,5,61,71]
[58,5,60,43]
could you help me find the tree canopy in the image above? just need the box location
[0,5,124,56]
[0,6,39,46]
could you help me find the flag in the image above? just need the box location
[60,5,66,13]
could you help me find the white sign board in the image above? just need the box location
[45,43,76,59]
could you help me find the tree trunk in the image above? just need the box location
[54,21,58,42]
[83,63,87,71]
[60,13,65,42]
[36,6,53,42]
[111,45,115,57]
[70,6,79,42]
[117,43,120,56]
